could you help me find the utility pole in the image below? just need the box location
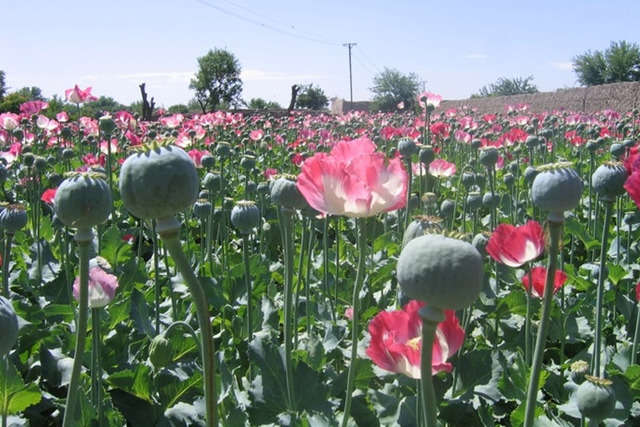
[343,43,356,113]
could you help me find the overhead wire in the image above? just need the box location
[191,0,342,46]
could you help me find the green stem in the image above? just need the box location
[418,307,444,427]
[523,220,562,427]
[593,200,613,377]
[91,308,103,424]
[159,218,217,427]
[280,207,296,409]
[525,266,533,365]
[152,220,161,335]
[164,320,202,355]
[2,233,13,298]
[322,217,336,322]
[342,217,367,427]
[62,229,93,427]
[632,301,640,365]
[242,234,253,341]
[294,216,309,349]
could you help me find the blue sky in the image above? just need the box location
[2,0,639,108]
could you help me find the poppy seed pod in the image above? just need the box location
[99,115,117,135]
[609,143,625,158]
[398,138,417,157]
[397,233,484,310]
[576,376,616,423]
[401,215,444,248]
[230,200,261,233]
[54,172,112,229]
[149,334,173,369]
[0,204,28,234]
[532,162,583,222]
[419,146,435,164]
[591,162,628,201]
[119,143,199,221]
[270,176,308,210]
[192,199,212,219]
[0,296,18,355]
[479,146,499,168]
[440,199,455,218]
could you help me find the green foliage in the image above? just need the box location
[166,103,190,114]
[0,359,42,415]
[370,67,422,112]
[295,84,328,110]
[472,75,539,98]
[573,40,640,85]
[189,48,243,113]
[0,86,44,113]
[0,70,6,101]
[247,97,281,110]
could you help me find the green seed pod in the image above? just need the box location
[23,152,35,168]
[0,297,18,355]
[270,176,308,210]
[576,376,616,423]
[466,192,483,211]
[119,143,199,220]
[398,138,417,157]
[148,334,173,369]
[0,204,28,234]
[532,162,583,221]
[482,192,501,208]
[99,115,117,135]
[524,166,538,185]
[525,135,539,148]
[402,215,444,248]
[216,141,231,157]
[192,199,212,219]
[591,162,628,201]
[397,233,484,310]
[202,172,222,193]
[440,199,455,218]
[230,200,261,233]
[472,232,490,258]
[569,360,589,385]
[609,143,625,158]
[479,146,499,168]
[503,172,515,187]
[471,139,482,149]
[54,172,112,229]
[461,172,476,189]
[200,155,215,169]
[419,145,435,164]
[62,148,75,160]
[240,155,256,171]
[34,156,47,172]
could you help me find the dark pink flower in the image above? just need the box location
[20,100,49,116]
[366,300,465,378]
[486,221,545,267]
[41,188,57,204]
[522,266,567,298]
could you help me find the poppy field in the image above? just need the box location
[1,88,640,426]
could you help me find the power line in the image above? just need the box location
[219,0,342,46]
[355,45,382,75]
[191,0,341,46]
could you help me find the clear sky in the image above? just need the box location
[2,0,639,109]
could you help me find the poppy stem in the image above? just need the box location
[523,220,562,427]
[280,206,297,409]
[62,228,92,427]
[342,217,367,427]
[593,200,613,377]
[159,221,218,427]
[418,306,444,427]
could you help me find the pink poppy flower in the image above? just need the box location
[41,188,57,204]
[187,149,210,168]
[429,159,457,178]
[264,168,278,180]
[636,282,640,303]
[522,266,567,298]
[486,221,545,267]
[297,136,407,217]
[417,92,442,110]
[56,112,70,123]
[249,129,264,141]
[366,300,465,378]
[20,100,48,116]
[72,257,118,308]
[0,113,20,131]
[65,85,98,104]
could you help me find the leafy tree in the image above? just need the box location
[248,98,282,110]
[472,76,539,98]
[370,68,422,113]
[190,48,243,113]
[295,84,328,110]
[573,41,640,85]
[0,70,6,101]
[0,86,45,113]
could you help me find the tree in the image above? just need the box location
[0,70,6,101]
[295,84,328,110]
[248,98,281,110]
[573,41,640,86]
[472,76,539,98]
[0,86,45,113]
[370,68,422,113]
[190,48,243,113]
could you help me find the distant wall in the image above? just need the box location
[330,81,640,115]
